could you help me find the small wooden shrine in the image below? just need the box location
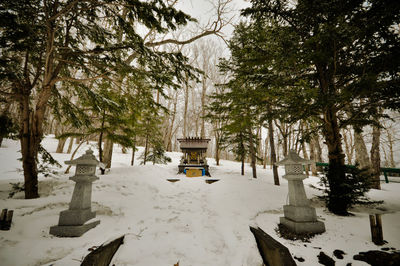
[177,137,211,176]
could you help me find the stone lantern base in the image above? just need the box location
[280,205,325,234]
[50,220,100,237]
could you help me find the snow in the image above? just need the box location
[1,136,400,266]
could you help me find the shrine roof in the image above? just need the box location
[177,137,210,149]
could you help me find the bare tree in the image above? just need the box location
[354,130,371,170]
[342,128,354,165]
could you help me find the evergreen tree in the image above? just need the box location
[0,0,196,198]
[243,0,400,214]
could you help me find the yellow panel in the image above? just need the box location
[190,151,198,160]
[186,168,202,177]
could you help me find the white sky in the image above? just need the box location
[174,0,251,51]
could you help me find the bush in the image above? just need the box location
[9,182,24,198]
[0,114,18,143]
[140,144,171,165]
[319,164,381,215]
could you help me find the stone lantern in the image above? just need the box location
[50,149,100,237]
[276,150,325,234]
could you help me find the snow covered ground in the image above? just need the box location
[0,136,399,266]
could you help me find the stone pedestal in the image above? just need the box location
[276,150,325,234]
[50,149,100,237]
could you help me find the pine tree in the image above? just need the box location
[0,0,196,198]
[243,0,400,214]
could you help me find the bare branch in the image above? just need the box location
[145,0,234,48]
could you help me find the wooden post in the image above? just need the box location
[369,214,384,245]
[0,209,7,221]
[1,209,14,230]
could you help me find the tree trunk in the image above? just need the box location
[200,75,206,138]
[263,136,268,169]
[274,120,289,157]
[183,75,189,138]
[103,138,114,169]
[314,134,323,171]
[144,133,149,165]
[354,130,371,170]
[20,83,51,199]
[98,110,106,175]
[301,142,310,175]
[322,107,348,215]
[268,118,279,185]
[215,133,220,166]
[121,146,127,154]
[300,122,309,174]
[257,126,262,165]
[309,137,318,176]
[166,93,177,152]
[67,137,74,154]
[370,123,381,189]
[56,137,67,153]
[249,128,257,179]
[241,155,245,176]
[343,129,353,165]
[386,128,395,167]
[131,137,136,166]
[20,94,40,199]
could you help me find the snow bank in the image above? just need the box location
[0,136,399,266]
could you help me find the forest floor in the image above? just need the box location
[0,136,399,266]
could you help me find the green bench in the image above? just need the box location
[381,167,400,183]
[315,162,400,183]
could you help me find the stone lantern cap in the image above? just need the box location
[276,150,312,166]
[65,149,99,166]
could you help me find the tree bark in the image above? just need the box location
[354,130,371,170]
[166,92,177,152]
[103,138,114,169]
[268,118,279,185]
[241,156,245,176]
[343,129,354,165]
[66,137,74,154]
[309,137,318,176]
[183,75,189,138]
[300,122,309,174]
[56,137,67,153]
[263,136,268,169]
[386,128,395,167]
[370,122,381,189]
[131,137,136,166]
[215,132,220,166]
[144,133,149,165]
[200,74,207,138]
[20,94,40,199]
[314,134,323,171]
[322,107,348,215]
[98,110,106,175]
[274,120,289,157]
[249,127,257,178]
